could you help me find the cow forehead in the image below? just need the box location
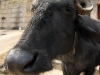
[32,0,74,6]
[30,0,74,11]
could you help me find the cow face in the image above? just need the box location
[5,0,93,75]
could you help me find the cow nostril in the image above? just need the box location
[23,54,38,72]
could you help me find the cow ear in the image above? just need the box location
[30,0,37,12]
[75,15,100,50]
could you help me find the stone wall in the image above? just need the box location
[0,0,33,29]
[0,0,99,29]
[90,0,100,20]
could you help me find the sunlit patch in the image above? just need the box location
[40,69,63,75]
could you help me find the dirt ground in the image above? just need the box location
[0,30,99,75]
[0,30,23,65]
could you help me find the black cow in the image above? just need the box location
[4,0,100,75]
[61,15,100,75]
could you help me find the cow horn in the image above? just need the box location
[74,0,93,15]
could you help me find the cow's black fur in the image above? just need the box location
[5,0,100,75]
[61,15,100,75]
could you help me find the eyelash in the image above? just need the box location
[65,6,74,11]
[61,7,72,13]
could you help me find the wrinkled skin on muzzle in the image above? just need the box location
[5,0,77,75]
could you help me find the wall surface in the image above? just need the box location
[0,0,33,29]
[0,0,100,29]
[91,0,100,20]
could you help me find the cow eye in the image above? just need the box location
[66,8,72,11]
[62,6,73,12]
[65,7,73,12]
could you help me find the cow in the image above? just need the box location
[3,0,100,75]
[61,16,100,75]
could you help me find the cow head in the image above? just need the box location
[5,0,93,75]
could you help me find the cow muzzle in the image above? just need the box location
[6,49,52,75]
